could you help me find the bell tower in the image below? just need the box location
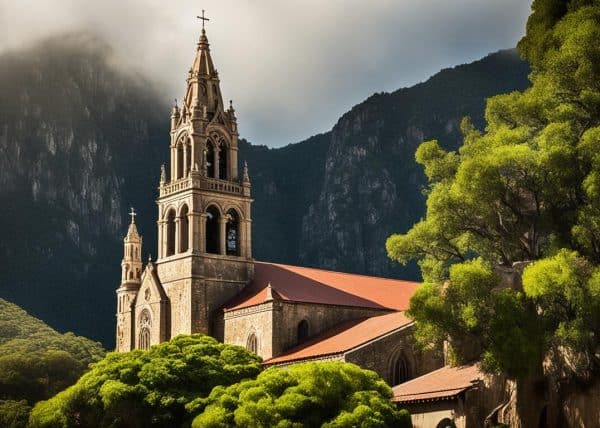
[115,208,143,352]
[155,24,253,339]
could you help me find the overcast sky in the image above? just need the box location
[0,0,532,147]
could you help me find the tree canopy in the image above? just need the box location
[192,361,411,428]
[0,298,105,425]
[28,335,262,428]
[387,0,600,380]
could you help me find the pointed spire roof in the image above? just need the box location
[125,207,141,242]
[184,28,224,113]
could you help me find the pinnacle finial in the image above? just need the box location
[148,253,152,262]
[160,164,167,183]
[242,161,250,183]
[129,207,137,224]
[197,10,210,30]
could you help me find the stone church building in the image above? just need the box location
[114,25,532,427]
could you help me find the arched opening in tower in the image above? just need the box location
[206,142,215,178]
[226,209,240,256]
[176,144,184,179]
[206,206,220,254]
[166,209,176,256]
[218,144,228,180]
[179,205,189,253]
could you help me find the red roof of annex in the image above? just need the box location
[264,311,413,365]
[392,363,483,403]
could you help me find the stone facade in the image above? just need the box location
[222,301,391,359]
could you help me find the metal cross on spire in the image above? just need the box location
[197,10,210,30]
[129,207,137,224]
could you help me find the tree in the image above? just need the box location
[0,400,31,428]
[28,335,262,428]
[387,0,600,422]
[191,361,411,428]
[0,299,104,424]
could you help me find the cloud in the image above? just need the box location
[0,0,532,147]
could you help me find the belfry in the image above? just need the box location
[115,22,254,352]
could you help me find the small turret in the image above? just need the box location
[120,208,143,286]
[115,207,143,352]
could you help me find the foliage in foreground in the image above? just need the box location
[28,335,262,428]
[387,0,600,380]
[192,361,411,428]
[0,298,104,419]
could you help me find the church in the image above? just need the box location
[114,22,499,427]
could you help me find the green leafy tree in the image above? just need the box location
[0,298,104,425]
[0,400,31,428]
[29,335,262,428]
[387,0,600,384]
[191,361,411,428]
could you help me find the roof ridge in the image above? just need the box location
[255,261,420,285]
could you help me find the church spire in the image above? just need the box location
[184,16,223,114]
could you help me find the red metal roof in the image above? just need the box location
[264,311,413,365]
[223,262,420,312]
[392,364,482,403]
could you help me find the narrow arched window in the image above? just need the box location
[206,142,215,178]
[246,333,257,354]
[166,209,176,256]
[138,310,151,350]
[218,143,228,180]
[297,320,309,343]
[206,206,220,254]
[226,209,240,256]
[179,205,189,253]
[176,144,184,179]
[392,354,410,385]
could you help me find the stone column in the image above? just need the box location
[244,219,252,258]
[231,146,238,180]
[170,146,176,180]
[188,212,199,253]
[199,214,207,253]
[219,217,227,255]
[183,144,188,177]
[158,220,166,259]
[174,218,181,255]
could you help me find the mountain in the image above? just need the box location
[0,33,168,345]
[0,33,529,346]
[240,49,531,277]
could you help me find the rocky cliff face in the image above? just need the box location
[0,34,529,345]
[0,33,168,343]
[242,50,531,277]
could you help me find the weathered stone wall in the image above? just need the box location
[223,302,275,358]
[157,253,252,338]
[345,326,443,385]
[272,302,391,356]
[404,401,466,428]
